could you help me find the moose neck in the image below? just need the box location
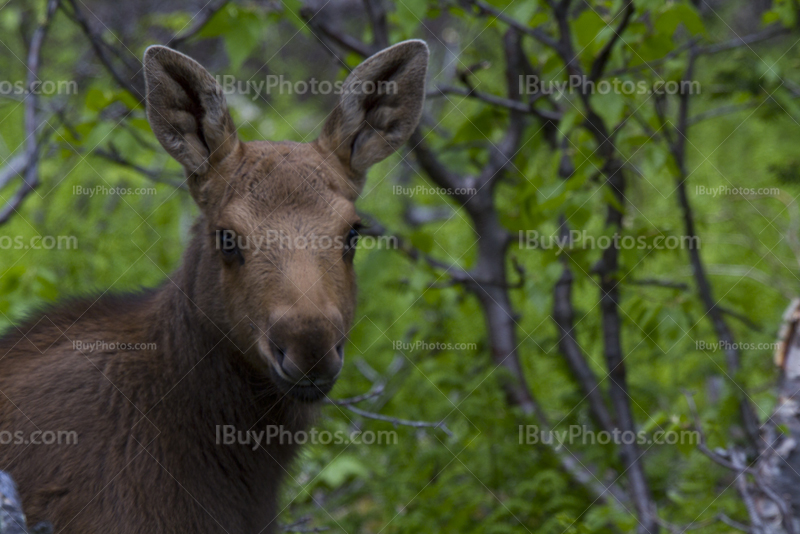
[147,218,313,433]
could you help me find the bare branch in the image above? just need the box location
[589,2,635,82]
[627,278,690,291]
[553,263,616,433]
[298,7,376,59]
[609,25,787,78]
[0,154,29,192]
[93,146,187,190]
[698,24,790,55]
[606,38,698,78]
[282,517,329,533]
[718,306,762,333]
[688,101,763,126]
[544,5,658,531]
[167,0,229,48]
[477,29,526,189]
[408,131,477,207]
[363,0,389,49]
[718,514,752,533]
[426,85,562,122]
[464,0,562,53]
[342,405,453,437]
[62,0,144,102]
[684,392,754,473]
[0,0,58,226]
[324,385,385,406]
[669,49,763,449]
[359,212,473,285]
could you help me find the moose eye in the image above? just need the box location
[216,229,244,265]
[344,226,360,259]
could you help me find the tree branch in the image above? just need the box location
[464,0,563,53]
[426,85,562,122]
[668,49,762,450]
[93,146,187,190]
[0,0,58,227]
[167,0,229,48]
[342,405,453,437]
[62,0,144,102]
[589,2,635,82]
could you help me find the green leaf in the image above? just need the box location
[573,10,606,52]
[655,4,705,37]
[318,455,370,489]
[410,230,434,254]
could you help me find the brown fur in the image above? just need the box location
[0,41,428,533]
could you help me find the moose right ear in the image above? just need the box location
[317,40,429,182]
[143,46,240,201]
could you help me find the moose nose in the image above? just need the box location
[266,310,344,387]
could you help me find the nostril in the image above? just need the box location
[270,341,286,367]
[336,343,344,360]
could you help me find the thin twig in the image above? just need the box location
[589,2,635,82]
[324,385,384,406]
[167,0,229,48]
[426,85,562,121]
[342,405,454,437]
[627,278,690,291]
[62,0,144,101]
[0,0,59,226]
[93,146,187,190]
[669,48,763,450]
[464,0,562,52]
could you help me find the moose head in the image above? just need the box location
[143,41,429,401]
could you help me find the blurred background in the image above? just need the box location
[2,0,800,532]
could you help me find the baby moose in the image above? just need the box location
[0,40,428,533]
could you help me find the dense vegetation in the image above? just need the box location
[2,0,800,532]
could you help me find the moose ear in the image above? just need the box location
[318,40,429,178]
[143,45,239,186]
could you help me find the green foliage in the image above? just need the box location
[0,0,796,532]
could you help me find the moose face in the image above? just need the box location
[142,41,428,401]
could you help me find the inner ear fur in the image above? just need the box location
[317,40,429,180]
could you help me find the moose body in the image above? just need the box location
[0,41,428,533]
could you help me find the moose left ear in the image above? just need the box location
[317,40,429,178]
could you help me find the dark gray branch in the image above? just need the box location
[167,0,229,48]
[426,85,562,122]
[343,405,453,437]
[93,146,187,190]
[698,24,790,55]
[62,0,145,102]
[589,2,635,82]
[669,49,762,449]
[0,0,58,226]
[553,265,617,433]
[547,4,657,532]
[464,0,562,53]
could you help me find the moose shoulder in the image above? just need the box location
[0,40,428,533]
